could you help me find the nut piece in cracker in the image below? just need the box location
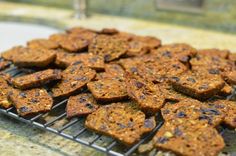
[0,74,13,108]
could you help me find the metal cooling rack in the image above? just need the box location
[0,65,164,156]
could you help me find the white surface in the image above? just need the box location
[0,22,58,52]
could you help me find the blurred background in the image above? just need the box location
[1,0,236,33]
[0,1,236,57]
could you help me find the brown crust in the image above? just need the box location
[8,88,53,116]
[138,60,188,83]
[171,70,225,100]
[27,38,59,49]
[222,70,236,85]
[190,54,234,72]
[59,34,89,52]
[125,73,165,115]
[55,50,104,70]
[198,49,230,59]
[85,102,156,146]
[228,53,236,62]
[66,93,99,118]
[209,100,236,128]
[99,28,119,35]
[104,63,125,77]
[152,43,197,64]
[11,69,62,89]
[89,35,128,62]
[161,99,226,127]
[0,74,13,108]
[153,120,225,156]
[125,35,161,57]
[52,63,96,98]
[49,33,67,43]
[2,47,56,68]
[218,83,233,96]
[87,79,128,102]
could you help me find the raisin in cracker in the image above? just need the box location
[125,73,165,115]
[87,79,127,102]
[161,99,225,127]
[52,63,96,98]
[171,70,225,100]
[55,50,104,70]
[11,69,61,89]
[8,88,53,116]
[66,93,99,118]
[153,120,225,156]
[85,102,156,146]
[89,35,128,62]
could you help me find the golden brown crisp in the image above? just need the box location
[55,50,104,70]
[11,69,61,89]
[2,47,56,68]
[198,49,230,59]
[152,43,197,64]
[85,102,156,146]
[171,70,225,100]
[0,74,13,108]
[153,120,225,156]
[87,79,127,102]
[66,93,99,118]
[89,35,128,62]
[52,63,96,98]
[125,73,165,115]
[161,99,226,127]
[27,38,59,49]
[222,70,236,85]
[8,88,53,116]
[59,34,89,52]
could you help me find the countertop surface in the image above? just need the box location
[0,2,236,156]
